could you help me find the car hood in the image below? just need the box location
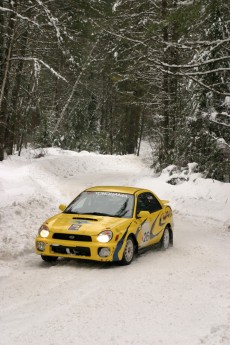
[45,213,132,235]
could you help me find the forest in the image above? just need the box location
[0,0,229,181]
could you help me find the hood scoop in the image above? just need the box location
[72,217,98,221]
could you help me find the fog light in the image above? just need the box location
[37,241,45,252]
[98,248,110,257]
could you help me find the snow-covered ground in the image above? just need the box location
[0,147,230,345]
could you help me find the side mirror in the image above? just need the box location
[59,204,66,212]
[137,210,150,219]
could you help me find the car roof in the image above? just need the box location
[85,186,145,195]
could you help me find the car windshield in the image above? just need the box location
[64,191,134,218]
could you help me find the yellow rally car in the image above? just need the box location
[35,186,173,265]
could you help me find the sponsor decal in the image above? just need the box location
[159,209,172,227]
[95,192,128,198]
[68,219,90,230]
[162,210,171,220]
[68,224,82,230]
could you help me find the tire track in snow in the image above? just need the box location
[0,215,230,345]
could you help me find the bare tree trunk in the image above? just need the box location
[137,111,145,157]
[0,0,17,160]
[0,0,7,160]
[169,0,179,154]
[5,29,28,155]
[160,0,170,166]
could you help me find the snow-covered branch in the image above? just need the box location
[157,66,230,96]
[156,56,230,69]
[51,39,100,136]
[178,68,230,76]
[0,6,40,27]
[210,119,230,128]
[184,37,230,47]
[9,57,67,82]
[188,76,230,97]
[98,26,148,47]
[35,0,63,43]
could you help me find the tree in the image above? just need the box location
[0,0,229,181]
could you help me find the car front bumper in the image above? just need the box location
[35,237,122,262]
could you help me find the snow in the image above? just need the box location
[36,0,63,43]
[10,57,67,82]
[0,6,40,27]
[112,0,122,12]
[0,147,230,345]
[224,96,230,108]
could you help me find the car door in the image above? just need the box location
[135,192,163,248]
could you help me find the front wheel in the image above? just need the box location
[41,255,58,263]
[160,227,170,250]
[121,236,135,265]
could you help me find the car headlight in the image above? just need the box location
[39,224,50,238]
[97,230,113,243]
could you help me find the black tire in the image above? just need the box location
[41,255,58,262]
[160,227,170,250]
[121,236,135,265]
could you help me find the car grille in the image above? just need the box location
[52,233,92,242]
[51,245,91,256]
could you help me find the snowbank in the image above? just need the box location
[0,147,229,258]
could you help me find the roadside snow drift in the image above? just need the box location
[0,148,229,345]
[0,148,229,258]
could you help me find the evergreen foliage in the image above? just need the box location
[0,0,229,181]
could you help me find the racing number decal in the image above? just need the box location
[141,221,151,246]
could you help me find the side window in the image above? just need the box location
[136,193,149,214]
[145,192,162,213]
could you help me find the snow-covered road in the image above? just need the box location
[0,216,230,345]
[0,148,230,345]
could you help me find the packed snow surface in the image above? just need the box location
[0,147,230,345]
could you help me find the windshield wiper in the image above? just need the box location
[114,200,129,217]
[114,210,129,218]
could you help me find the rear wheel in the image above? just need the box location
[160,227,170,250]
[41,255,58,263]
[121,236,135,265]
